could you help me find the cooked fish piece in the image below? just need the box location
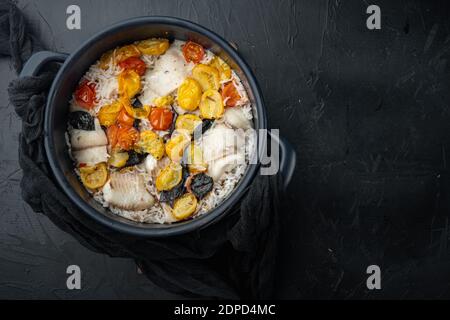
[72,146,108,165]
[103,172,155,211]
[139,40,193,105]
[201,125,245,163]
[208,152,245,181]
[199,124,246,181]
[144,154,158,174]
[70,119,107,150]
[223,107,251,129]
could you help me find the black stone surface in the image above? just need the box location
[1,0,449,299]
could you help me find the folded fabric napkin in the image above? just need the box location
[3,0,283,299]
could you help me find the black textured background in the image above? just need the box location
[1,0,450,299]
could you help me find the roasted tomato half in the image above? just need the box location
[192,64,220,92]
[98,101,122,127]
[107,124,139,151]
[156,162,183,191]
[221,82,241,107]
[123,99,151,119]
[172,193,198,220]
[177,78,202,111]
[149,107,174,131]
[136,38,169,55]
[106,124,119,148]
[153,95,174,108]
[118,57,147,76]
[117,108,135,127]
[108,150,129,168]
[182,41,205,64]
[75,80,97,110]
[209,56,231,81]
[184,144,207,173]
[136,130,165,160]
[165,132,191,163]
[199,89,224,119]
[117,126,139,150]
[114,45,141,64]
[80,163,108,189]
[118,70,141,99]
[175,114,202,135]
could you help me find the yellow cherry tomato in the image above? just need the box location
[209,56,231,81]
[99,45,141,70]
[80,163,108,189]
[177,78,202,111]
[192,64,220,92]
[136,38,169,55]
[114,45,141,64]
[165,132,191,162]
[136,130,165,160]
[122,99,151,119]
[199,89,224,119]
[185,144,207,173]
[97,101,122,127]
[156,162,183,191]
[108,151,129,168]
[172,193,197,220]
[175,114,202,135]
[118,70,141,99]
[153,95,174,107]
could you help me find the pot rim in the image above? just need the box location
[44,16,267,237]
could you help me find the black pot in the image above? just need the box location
[20,16,296,237]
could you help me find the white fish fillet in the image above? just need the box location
[223,107,251,129]
[103,172,154,211]
[199,125,246,181]
[201,125,245,163]
[144,154,158,174]
[208,153,245,181]
[72,146,108,165]
[70,119,107,150]
[140,40,193,105]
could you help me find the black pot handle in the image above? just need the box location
[268,131,296,190]
[20,51,68,77]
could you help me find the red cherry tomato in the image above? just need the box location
[107,124,119,148]
[182,41,205,64]
[108,124,139,150]
[117,125,139,150]
[149,107,174,131]
[117,108,135,127]
[118,57,147,76]
[75,81,97,109]
[221,82,241,107]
